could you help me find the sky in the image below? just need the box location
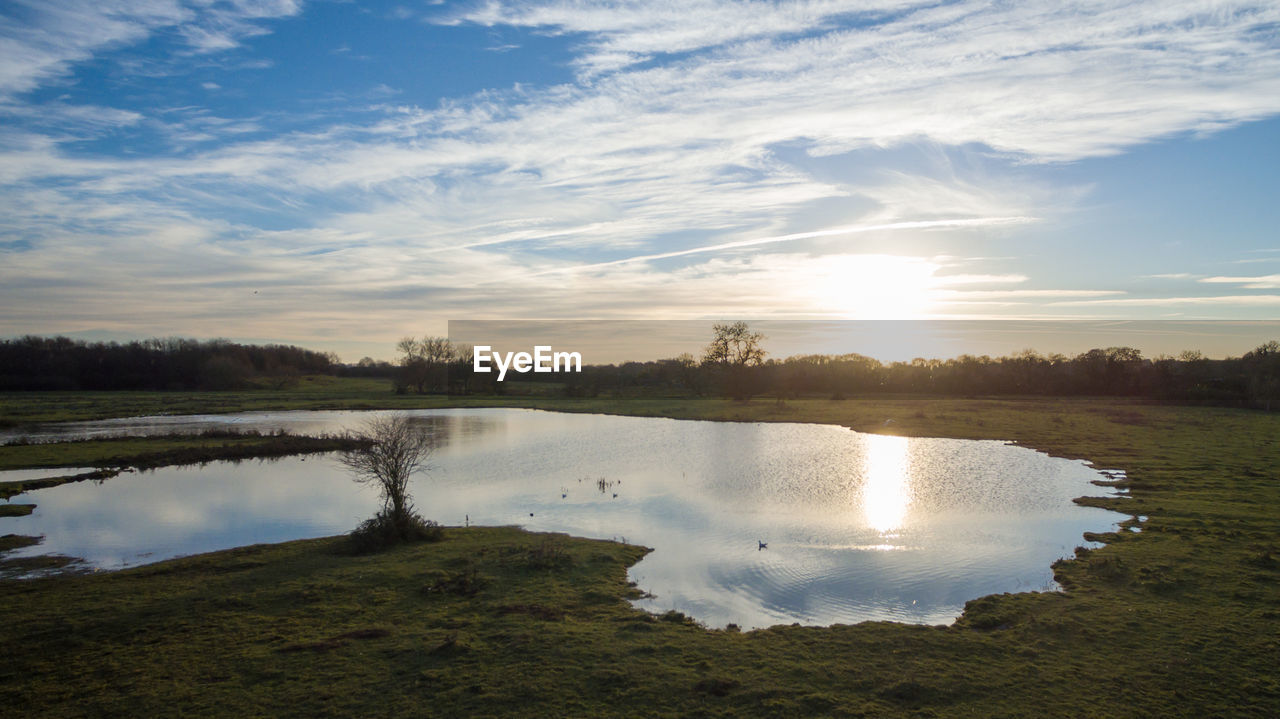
[1,0,1279,362]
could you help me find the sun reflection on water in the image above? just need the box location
[862,434,911,534]
[0,408,1127,629]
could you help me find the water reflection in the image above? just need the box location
[862,434,910,535]
[0,408,1126,629]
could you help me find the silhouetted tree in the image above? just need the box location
[396,336,456,393]
[673,352,705,395]
[703,321,767,399]
[200,355,252,390]
[1244,341,1280,410]
[0,336,335,391]
[703,321,766,366]
[338,414,438,548]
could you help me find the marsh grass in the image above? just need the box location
[348,511,442,554]
[521,537,573,570]
[0,377,419,427]
[0,430,369,470]
[0,550,88,579]
[0,432,371,499]
[0,468,119,500]
[0,534,39,552]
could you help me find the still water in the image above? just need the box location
[0,409,1125,629]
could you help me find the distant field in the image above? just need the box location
[0,376,583,427]
[0,376,401,426]
[0,374,1232,430]
[2,393,1278,715]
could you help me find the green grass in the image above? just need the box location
[0,376,400,426]
[0,469,119,501]
[2,395,1279,715]
[0,431,369,471]
[0,376,569,426]
[0,534,40,553]
[0,433,371,500]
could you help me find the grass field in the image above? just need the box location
[0,376,404,426]
[0,431,368,472]
[1,392,1278,716]
[0,376,563,426]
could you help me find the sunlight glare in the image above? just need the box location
[815,255,939,318]
[862,434,912,534]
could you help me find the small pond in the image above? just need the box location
[0,408,1127,629]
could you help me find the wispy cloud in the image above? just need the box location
[524,217,1036,277]
[448,1,927,76]
[1200,274,1280,289]
[444,0,1280,160]
[2,1,1279,355]
[940,289,1125,300]
[1051,295,1280,307]
[0,1,300,101]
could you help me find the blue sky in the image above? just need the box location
[1,0,1278,361]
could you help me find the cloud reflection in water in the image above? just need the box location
[0,409,1125,629]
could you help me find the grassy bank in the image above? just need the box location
[0,375,557,426]
[0,432,372,501]
[0,376,403,426]
[0,429,370,471]
[2,396,1278,716]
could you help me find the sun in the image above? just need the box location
[813,255,940,319]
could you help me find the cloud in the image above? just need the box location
[0,1,186,100]
[0,0,300,101]
[1051,295,1280,307]
[177,0,302,54]
[445,0,1280,160]
[0,102,143,140]
[3,1,1280,352]
[524,217,1036,277]
[1200,274,1280,289]
[445,1,929,76]
[939,289,1125,301]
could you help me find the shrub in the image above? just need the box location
[348,509,442,554]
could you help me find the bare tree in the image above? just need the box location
[703,321,767,400]
[702,321,766,367]
[338,414,436,541]
[396,336,456,393]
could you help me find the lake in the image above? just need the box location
[0,408,1127,629]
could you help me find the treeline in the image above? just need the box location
[543,344,1280,408]
[336,356,399,379]
[0,336,338,391]
[385,333,1278,409]
[13,330,1271,406]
